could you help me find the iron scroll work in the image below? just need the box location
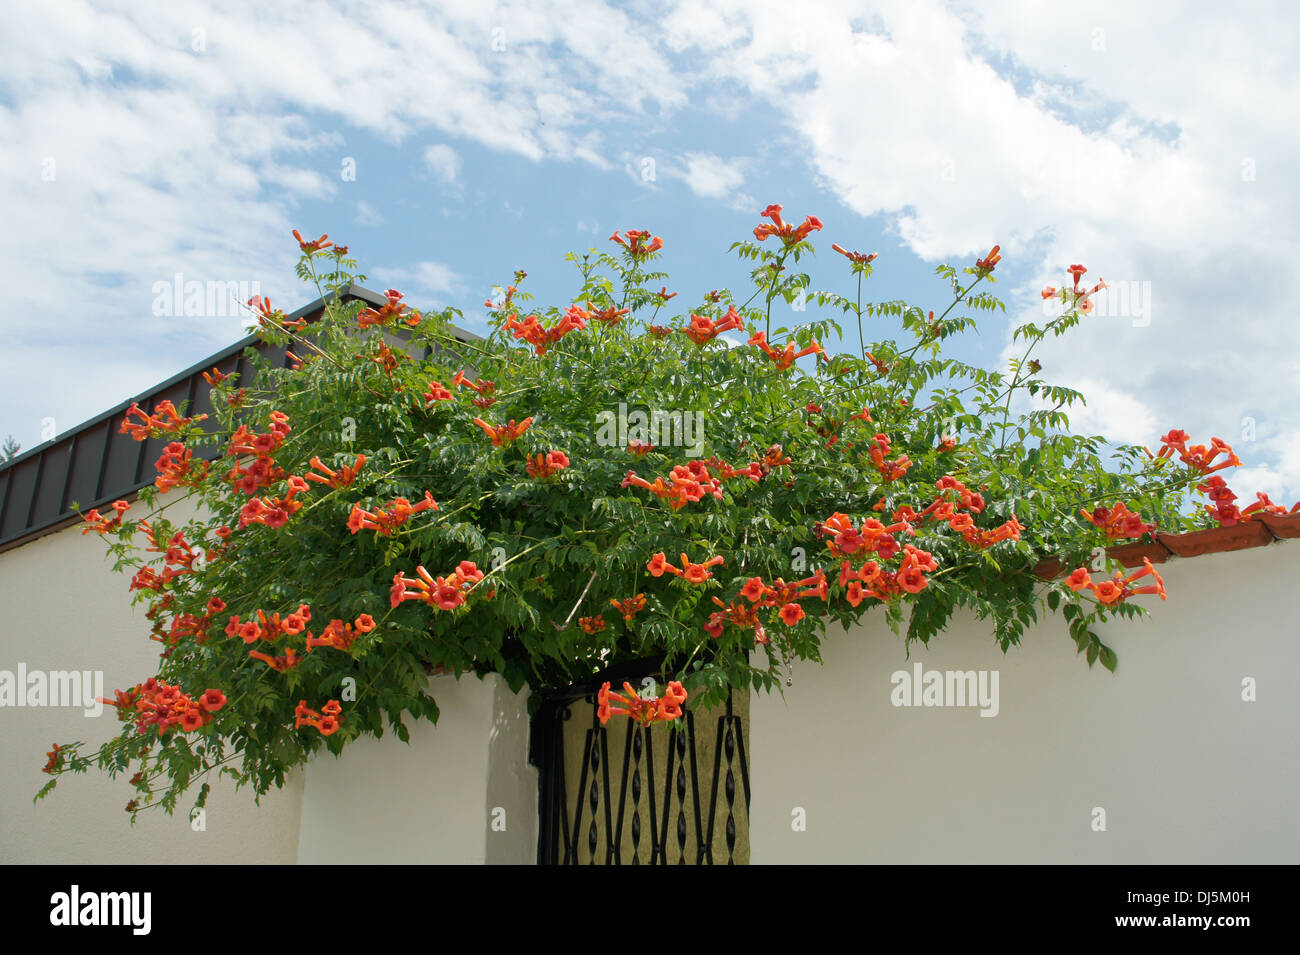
[530,660,751,865]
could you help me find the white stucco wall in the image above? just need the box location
[7,494,1296,865]
[0,505,303,864]
[749,542,1300,863]
[0,491,537,866]
[295,673,537,864]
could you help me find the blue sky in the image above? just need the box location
[2,0,1298,502]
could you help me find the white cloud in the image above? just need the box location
[370,261,464,302]
[659,0,1300,501]
[4,0,1299,516]
[423,144,460,183]
[0,0,688,449]
[355,200,386,226]
[1229,466,1287,506]
[728,191,757,214]
[674,152,747,200]
[1042,378,1159,447]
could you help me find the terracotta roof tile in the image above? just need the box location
[1033,513,1300,579]
[1158,521,1272,558]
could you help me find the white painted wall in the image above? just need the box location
[0,503,303,864]
[0,493,537,866]
[295,673,536,864]
[8,495,1296,865]
[749,542,1300,863]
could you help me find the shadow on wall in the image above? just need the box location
[295,672,537,864]
[487,678,537,864]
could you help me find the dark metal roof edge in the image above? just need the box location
[0,480,153,557]
[0,284,483,474]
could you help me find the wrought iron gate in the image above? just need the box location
[530,663,750,864]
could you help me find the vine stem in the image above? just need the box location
[553,570,599,631]
[764,249,791,338]
[855,270,865,361]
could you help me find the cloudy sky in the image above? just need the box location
[2,0,1296,501]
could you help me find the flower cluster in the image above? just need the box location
[247,295,294,332]
[1142,430,1300,526]
[42,743,63,774]
[485,284,519,312]
[597,680,687,726]
[149,592,227,648]
[368,341,406,376]
[295,699,342,736]
[820,476,1017,605]
[154,442,207,493]
[1042,264,1106,312]
[1152,430,1241,475]
[822,511,911,560]
[347,491,438,536]
[839,544,938,605]
[292,229,333,253]
[225,413,292,494]
[609,593,646,624]
[589,302,630,326]
[358,288,419,329]
[102,679,226,735]
[472,416,534,446]
[974,245,1002,271]
[757,444,792,475]
[1198,476,1297,526]
[831,244,878,265]
[128,522,206,595]
[525,450,570,479]
[749,331,824,370]
[707,569,828,643]
[239,476,310,529]
[306,614,376,652]
[81,499,131,535]
[1081,501,1155,539]
[704,597,767,643]
[304,454,365,489]
[225,603,314,645]
[682,307,743,346]
[452,370,497,408]
[622,456,763,509]
[128,566,165,593]
[1066,559,1166,605]
[888,475,996,545]
[609,229,664,258]
[391,561,486,610]
[120,399,206,441]
[505,305,589,356]
[753,204,822,246]
[578,615,606,634]
[647,552,725,582]
[866,433,912,482]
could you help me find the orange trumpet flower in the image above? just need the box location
[472,416,534,446]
